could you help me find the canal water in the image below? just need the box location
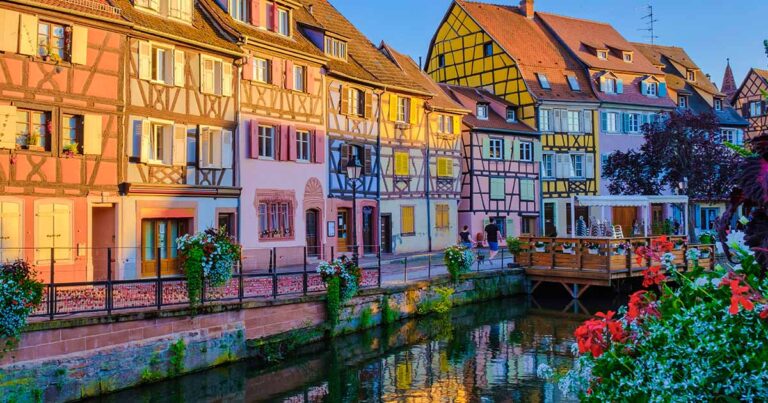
[88,291,624,402]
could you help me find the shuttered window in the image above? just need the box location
[397,97,410,123]
[401,206,415,236]
[62,114,83,154]
[16,109,50,151]
[490,178,505,200]
[394,151,409,176]
[253,57,270,83]
[520,179,535,201]
[436,157,453,178]
[296,130,311,161]
[0,201,22,262]
[198,126,232,169]
[200,55,232,96]
[435,204,450,230]
[35,202,72,263]
[37,21,66,61]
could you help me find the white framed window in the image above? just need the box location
[506,107,516,122]
[605,78,616,94]
[519,141,533,161]
[253,57,270,83]
[137,0,192,21]
[293,65,306,92]
[714,99,723,111]
[324,36,347,60]
[604,112,619,133]
[750,101,762,117]
[477,104,489,120]
[537,73,551,90]
[200,55,232,96]
[597,50,608,60]
[488,138,503,160]
[647,82,657,96]
[228,0,248,22]
[623,52,633,63]
[542,153,555,178]
[678,96,687,108]
[721,129,744,145]
[437,115,454,133]
[349,88,364,117]
[567,111,580,133]
[566,75,580,91]
[277,7,290,36]
[296,130,311,161]
[151,45,173,84]
[149,122,171,164]
[570,154,585,178]
[627,113,641,133]
[539,109,552,132]
[258,125,275,159]
[397,97,410,123]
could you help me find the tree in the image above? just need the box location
[602,110,741,237]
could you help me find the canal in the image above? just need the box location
[87,291,625,402]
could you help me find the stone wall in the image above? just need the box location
[0,271,524,402]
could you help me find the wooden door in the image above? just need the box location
[305,209,319,257]
[141,218,188,277]
[337,209,349,252]
[612,207,637,236]
[362,206,375,253]
[544,203,556,237]
[381,214,392,254]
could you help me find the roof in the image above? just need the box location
[111,0,240,52]
[25,0,126,20]
[633,43,720,95]
[754,68,768,82]
[721,60,738,101]
[440,84,538,134]
[294,0,426,93]
[382,44,466,112]
[455,1,597,103]
[575,195,689,207]
[538,12,660,75]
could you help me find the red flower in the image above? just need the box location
[575,311,624,357]
[721,278,755,314]
[626,290,659,322]
[760,306,768,320]
[642,266,666,288]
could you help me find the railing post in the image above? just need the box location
[106,247,113,316]
[427,253,432,279]
[238,257,244,303]
[330,246,335,261]
[377,244,382,288]
[577,239,584,272]
[500,248,505,271]
[49,247,55,320]
[156,247,162,310]
[403,256,408,284]
[303,247,308,295]
[272,248,278,299]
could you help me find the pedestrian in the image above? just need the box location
[484,220,501,261]
[459,225,473,249]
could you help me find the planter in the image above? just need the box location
[534,247,546,253]
[562,248,574,255]
[506,262,521,269]
[26,145,45,152]
[588,248,600,255]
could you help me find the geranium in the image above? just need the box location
[317,257,361,302]
[641,266,666,288]
[176,227,241,305]
[720,277,755,314]
[626,290,659,323]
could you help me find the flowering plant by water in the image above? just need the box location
[443,245,474,283]
[317,257,361,302]
[176,227,241,305]
[539,243,768,401]
[0,260,43,352]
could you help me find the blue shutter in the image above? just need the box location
[694,205,701,229]
[640,81,648,96]
[616,79,624,94]
[600,112,608,132]
[622,113,629,133]
[658,82,667,97]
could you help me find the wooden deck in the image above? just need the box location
[518,236,715,297]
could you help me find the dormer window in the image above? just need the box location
[687,70,696,81]
[678,96,688,108]
[277,7,290,36]
[714,99,723,111]
[597,50,608,60]
[325,36,347,60]
[229,0,248,22]
[603,77,617,94]
[477,104,489,120]
[566,75,580,91]
[136,0,192,22]
[646,82,657,96]
[623,52,633,63]
[506,107,516,122]
[537,73,551,90]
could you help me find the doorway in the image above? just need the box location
[337,209,349,252]
[544,202,556,237]
[141,218,190,277]
[91,205,116,281]
[380,214,392,254]
[362,206,375,254]
[306,209,320,257]
[612,207,638,236]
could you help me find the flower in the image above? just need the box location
[642,266,666,288]
[626,290,659,322]
[760,306,768,320]
[720,277,755,314]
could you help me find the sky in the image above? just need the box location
[329,0,768,88]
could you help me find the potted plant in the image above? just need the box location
[534,241,546,253]
[562,242,575,254]
[615,242,630,256]
[699,247,711,259]
[699,231,715,245]
[585,242,600,255]
[506,236,523,268]
[62,142,79,157]
[26,133,44,152]
[317,256,362,302]
[176,226,242,306]
[443,245,475,283]
[0,260,44,352]
[674,239,685,250]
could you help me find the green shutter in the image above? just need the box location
[482,137,490,159]
[490,177,505,200]
[512,139,521,161]
[600,112,608,132]
[534,142,543,162]
[505,217,515,238]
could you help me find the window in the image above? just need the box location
[570,154,584,178]
[277,7,290,36]
[199,55,231,96]
[152,46,173,84]
[519,141,533,161]
[521,216,536,235]
[168,0,192,20]
[506,107,516,122]
[149,123,170,163]
[135,0,160,12]
[700,207,719,230]
[438,54,445,68]
[687,70,696,81]
[567,111,580,133]
[520,179,535,201]
[537,73,551,90]
[253,57,270,83]
[647,82,658,96]
[394,151,409,176]
[140,218,188,276]
[604,78,616,94]
[37,21,67,61]
[627,113,641,133]
[488,138,503,160]
[623,52,633,63]
[542,153,555,178]
[296,130,311,161]
[721,129,744,145]
[324,36,347,60]
[678,96,687,108]
[436,157,453,178]
[35,202,72,263]
[483,42,493,57]
[539,109,552,132]
[714,99,723,111]
[397,97,410,123]
[258,126,275,158]
[16,109,50,151]
[437,115,454,133]
[435,204,450,230]
[293,65,306,92]
[566,75,580,91]
[490,177,505,200]
[62,114,83,154]
[349,88,365,117]
[477,103,489,120]
[259,201,294,239]
[218,213,236,237]
[750,101,762,117]
[597,50,608,60]
[604,112,619,133]
[229,0,248,22]
[401,206,415,236]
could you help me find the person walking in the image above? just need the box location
[484,220,501,261]
[459,225,473,249]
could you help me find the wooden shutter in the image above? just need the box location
[482,137,491,159]
[512,139,520,161]
[314,130,325,163]
[249,120,259,159]
[288,126,297,161]
[533,142,542,162]
[138,41,151,80]
[388,94,399,122]
[162,125,173,165]
[395,152,409,176]
[616,79,624,94]
[505,217,515,237]
[285,60,294,90]
[401,207,414,234]
[340,86,349,115]
[658,82,667,97]
[242,56,253,80]
[364,91,373,118]
[339,144,350,172]
[559,109,568,132]
[409,98,420,125]
[556,154,567,178]
[640,80,648,96]
[583,110,593,133]
[53,203,71,260]
[139,120,150,163]
[490,178,504,200]
[0,202,21,260]
[453,116,461,135]
[307,66,317,95]
[249,0,261,25]
[585,154,595,178]
[0,10,20,54]
[70,25,89,65]
[172,124,187,166]
[211,129,222,168]
[621,113,629,133]
[83,114,102,155]
[198,126,210,168]
[553,109,562,132]
[18,13,37,56]
[222,62,233,96]
[0,105,17,149]
[278,125,289,161]
[271,57,280,86]
[174,50,185,87]
[363,146,372,174]
[599,76,607,92]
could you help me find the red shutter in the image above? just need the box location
[278,125,289,161]
[249,120,259,159]
[288,126,297,161]
[249,0,260,26]
[285,60,294,90]
[307,66,317,95]
[314,130,325,164]
[242,56,253,80]
[270,2,278,31]
[271,58,280,87]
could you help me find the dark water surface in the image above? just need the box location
[88,290,624,402]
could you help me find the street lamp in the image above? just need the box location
[346,157,364,266]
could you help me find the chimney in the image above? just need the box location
[520,0,534,19]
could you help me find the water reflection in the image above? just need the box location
[90,296,595,402]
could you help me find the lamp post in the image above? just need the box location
[346,157,364,266]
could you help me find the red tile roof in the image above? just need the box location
[27,0,125,19]
[441,84,538,134]
[633,43,721,96]
[456,1,597,104]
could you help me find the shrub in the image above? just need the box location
[417,286,454,315]
[326,276,341,329]
[443,245,474,283]
[0,260,44,352]
[506,237,523,255]
[317,257,361,302]
[176,227,241,305]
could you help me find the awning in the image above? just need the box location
[574,195,688,207]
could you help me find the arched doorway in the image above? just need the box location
[306,209,320,257]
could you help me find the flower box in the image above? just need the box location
[588,248,600,255]
[535,247,546,253]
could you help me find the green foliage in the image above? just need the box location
[380,296,399,324]
[317,258,362,302]
[326,276,341,329]
[169,339,186,376]
[506,237,523,255]
[417,286,454,315]
[698,231,715,245]
[358,307,372,329]
[140,353,163,383]
[443,245,474,283]
[177,227,242,306]
[0,260,44,355]
[724,141,757,158]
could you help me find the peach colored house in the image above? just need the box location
[0,0,127,282]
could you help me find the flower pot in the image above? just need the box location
[563,248,574,255]
[700,251,711,259]
[588,248,599,255]
[26,145,45,152]
[535,247,545,253]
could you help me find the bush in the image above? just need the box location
[506,237,523,255]
[317,257,361,302]
[0,260,44,352]
[443,245,474,283]
[417,286,454,315]
[176,227,241,305]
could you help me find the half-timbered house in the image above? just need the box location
[441,85,540,241]
[732,68,768,142]
[114,0,241,279]
[425,0,600,237]
[0,0,128,282]
[205,0,328,260]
